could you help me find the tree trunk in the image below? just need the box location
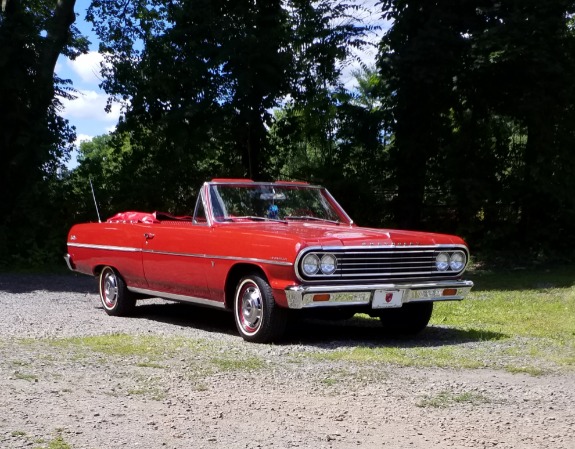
[0,0,76,216]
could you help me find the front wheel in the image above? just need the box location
[99,266,136,316]
[233,274,287,343]
[377,302,433,335]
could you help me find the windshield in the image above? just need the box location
[209,183,344,223]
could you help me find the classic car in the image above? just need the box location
[65,179,473,343]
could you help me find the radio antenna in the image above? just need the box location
[89,177,102,223]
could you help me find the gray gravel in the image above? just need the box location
[0,273,574,449]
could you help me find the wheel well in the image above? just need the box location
[224,264,267,309]
[93,265,121,279]
[93,265,109,277]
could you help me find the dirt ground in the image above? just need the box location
[0,274,573,449]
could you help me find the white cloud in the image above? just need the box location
[66,51,105,85]
[75,133,94,145]
[61,89,121,123]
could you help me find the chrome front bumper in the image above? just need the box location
[284,280,474,309]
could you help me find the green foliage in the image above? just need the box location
[0,0,88,269]
[267,66,391,225]
[82,0,372,205]
[4,0,575,267]
[377,0,575,257]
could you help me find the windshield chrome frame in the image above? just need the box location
[205,181,353,226]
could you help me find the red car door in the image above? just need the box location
[141,222,214,300]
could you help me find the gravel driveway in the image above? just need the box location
[0,273,573,449]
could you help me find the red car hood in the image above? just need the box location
[218,222,466,248]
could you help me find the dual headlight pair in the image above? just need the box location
[436,251,466,272]
[302,250,467,276]
[302,253,337,276]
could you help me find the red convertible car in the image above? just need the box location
[65,179,473,343]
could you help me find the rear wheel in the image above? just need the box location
[233,274,287,343]
[378,302,433,335]
[99,266,136,316]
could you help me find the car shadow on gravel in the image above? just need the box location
[283,317,507,348]
[131,302,238,337]
[128,302,506,348]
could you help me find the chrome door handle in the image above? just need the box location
[144,233,155,240]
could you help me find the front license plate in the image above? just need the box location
[412,289,444,299]
[372,290,403,309]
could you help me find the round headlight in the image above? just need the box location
[302,253,320,275]
[320,254,337,275]
[436,253,449,271]
[450,251,466,271]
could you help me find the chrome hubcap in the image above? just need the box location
[102,271,118,308]
[240,285,262,332]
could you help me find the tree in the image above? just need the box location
[85,0,372,195]
[377,1,575,258]
[268,66,391,225]
[467,0,575,249]
[377,0,479,230]
[0,0,88,266]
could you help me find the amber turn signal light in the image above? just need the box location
[443,288,457,296]
[313,294,331,302]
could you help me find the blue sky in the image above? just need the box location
[58,0,386,167]
[57,0,120,167]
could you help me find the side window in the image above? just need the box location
[193,195,207,224]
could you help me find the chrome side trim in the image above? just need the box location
[67,243,292,266]
[284,280,474,309]
[128,287,227,309]
[142,250,293,267]
[68,243,141,252]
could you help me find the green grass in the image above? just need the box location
[13,371,38,382]
[433,285,575,340]
[52,333,207,359]
[416,390,490,408]
[210,355,265,371]
[10,430,71,449]
[36,432,71,449]
[308,266,575,374]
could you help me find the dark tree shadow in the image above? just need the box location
[0,273,96,294]
[468,265,575,291]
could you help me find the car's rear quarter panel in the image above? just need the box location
[67,223,148,289]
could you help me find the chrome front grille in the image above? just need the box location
[296,246,468,283]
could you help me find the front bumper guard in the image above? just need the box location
[284,280,474,309]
